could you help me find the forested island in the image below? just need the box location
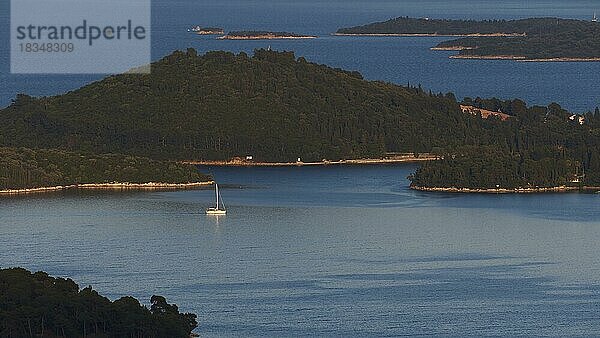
[219,31,317,40]
[0,268,197,337]
[1,49,599,192]
[337,17,600,61]
[0,147,211,192]
[190,26,224,35]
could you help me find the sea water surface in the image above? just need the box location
[0,0,600,111]
[2,164,600,336]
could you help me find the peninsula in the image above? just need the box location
[337,17,600,61]
[218,31,317,40]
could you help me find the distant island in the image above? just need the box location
[337,17,600,61]
[189,26,224,35]
[219,31,317,40]
[0,268,197,337]
[1,49,599,193]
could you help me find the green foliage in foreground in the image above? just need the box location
[0,268,197,337]
[0,147,210,190]
[338,17,600,60]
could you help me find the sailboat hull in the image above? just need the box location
[206,209,226,215]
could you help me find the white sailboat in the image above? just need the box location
[206,183,227,215]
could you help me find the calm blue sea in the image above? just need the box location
[0,0,599,111]
[2,164,600,336]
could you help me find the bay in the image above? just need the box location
[2,164,600,336]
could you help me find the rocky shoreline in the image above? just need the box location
[333,32,526,37]
[430,46,476,51]
[411,185,600,194]
[449,54,527,60]
[0,181,215,196]
[447,55,600,62]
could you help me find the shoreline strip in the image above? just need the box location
[183,156,438,167]
[0,181,215,196]
[333,32,526,37]
[218,35,317,40]
[411,185,600,194]
[447,55,600,62]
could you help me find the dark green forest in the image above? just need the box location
[410,147,580,189]
[410,98,600,189]
[0,268,197,337]
[337,17,600,60]
[0,147,210,190]
[337,16,534,35]
[1,49,599,189]
[0,49,490,162]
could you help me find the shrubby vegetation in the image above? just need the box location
[0,147,210,190]
[338,17,600,60]
[0,268,197,337]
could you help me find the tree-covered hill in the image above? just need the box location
[0,147,210,190]
[436,19,600,60]
[0,49,492,162]
[410,99,600,189]
[337,16,536,35]
[0,268,197,337]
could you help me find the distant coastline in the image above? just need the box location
[448,55,600,62]
[430,46,476,51]
[219,31,317,40]
[411,185,600,194]
[333,32,525,37]
[337,16,600,61]
[0,181,214,196]
[449,55,527,60]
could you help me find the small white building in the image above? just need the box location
[569,114,585,125]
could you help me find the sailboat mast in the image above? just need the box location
[215,184,219,209]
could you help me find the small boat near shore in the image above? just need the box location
[206,183,227,215]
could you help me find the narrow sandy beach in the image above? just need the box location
[183,155,438,167]
[0,181,215,196]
